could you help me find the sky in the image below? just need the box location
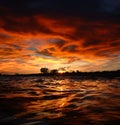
[0,0,120,74]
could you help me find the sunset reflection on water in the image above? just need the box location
[0,76,120,125]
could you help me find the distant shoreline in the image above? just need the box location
[0,70,120,80]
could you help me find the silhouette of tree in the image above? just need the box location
[50,69,58,74]
[40,68,49,74]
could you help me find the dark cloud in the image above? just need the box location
[62,45,78,52]
[50,39,66,48]
[8,44,22,50]
[82,40,102,48]
[0,33,11,39]
[110,42,120,47]
[1,16,53,34]
[0,0,120,35]
[38,49,53,57]
[49,47,56,52]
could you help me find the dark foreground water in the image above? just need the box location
[0,76,120,125]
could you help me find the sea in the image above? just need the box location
[0,75,120,125]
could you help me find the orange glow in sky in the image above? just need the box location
[0,1,120,74]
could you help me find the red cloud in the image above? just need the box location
[0,15,120,73]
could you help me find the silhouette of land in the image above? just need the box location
[0,69,120,80]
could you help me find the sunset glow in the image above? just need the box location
[58,70,66,74]
[0,0,120,74]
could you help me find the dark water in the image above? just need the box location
[0,76,120,125]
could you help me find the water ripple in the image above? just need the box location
[0,76,120,125]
